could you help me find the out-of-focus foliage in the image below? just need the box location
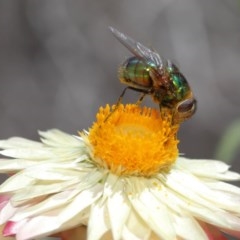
[215,120,240,164]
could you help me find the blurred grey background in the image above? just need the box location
[0,0,240,169]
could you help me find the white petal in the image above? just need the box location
[165,169,240,212]
[0,173,37,193]
[39,129,82,147]
[177,157,230,173]
[215,171,240,181]
[163,186,239,230]
[0,148,54,160]
[88,200,110,240]
[123,211,151,240]
[17,184,103,239]
[176,157,240,180]
[163,170,219,210]
[16,209,64,240]
[11,189,79,221]
[187,203,240,229]
[56,183,103,225]
[10,179,81,207]
[0,137,43,149]
[0,202,18,224]
[150,181,191,218]
[0,159,38,172]
[150,181,240,232]
[12,170,103,211]
[107,178,131,240]
[22,164,81,181]
[14,213,65,240]
[122,227,146,240]
[0,165,80,194]
[173,215,208,240]
[208,190,240,213]
[127,178,176,239]
[206,181,240,195]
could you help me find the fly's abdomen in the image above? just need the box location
[119,57,154,90]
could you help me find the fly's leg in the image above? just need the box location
[159,104,166,121]
[160,104,175,125]
[129,87,152,106]
[104,87,129,122]
[136,93,146,106]
[115,87,129,107]
[104,87,150,122]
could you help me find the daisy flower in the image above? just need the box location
[0,104,240,240]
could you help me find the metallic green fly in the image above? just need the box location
[110,26,196,124]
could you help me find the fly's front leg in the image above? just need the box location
[128,86,152,106]
[160,104,175,125]
[136,93,146,106]
[115,87,129,107]
[104,87,130,122]
[116,86,149,107]
[105,87,150,122]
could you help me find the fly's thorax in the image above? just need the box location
[171,72,190,99]
[163,62,191,103]
[118,57,156,89]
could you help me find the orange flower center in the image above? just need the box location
[85,104,179,177]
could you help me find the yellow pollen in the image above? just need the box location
[87,104,179,177]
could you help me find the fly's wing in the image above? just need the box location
[109,26,163,68]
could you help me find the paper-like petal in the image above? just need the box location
[177,158,230,174]
[0,202,18,224]
[205,181,240,195]
[164,170,220,210]
[88,201,110,240]
[0,159,40,172]
[107,178,131,240]
[127,178,176,239]
[10,180,80,206]
[165,169,240,213]
[0,148,54,160]
[187,203,240,230]
[0,172,39,193]
[173,215,208,240]
[176,158,240,180]
[0,195,10,210]
[16,184,103,239]
[11,171,103,218]
[39,129,83,147]
[123,211,151,240]
[0,137,43,149]
[3,220,27,236]
[11,189,79,221]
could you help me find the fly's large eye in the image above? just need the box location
[177,98,196,113]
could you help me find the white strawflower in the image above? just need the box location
[0,104,239,240]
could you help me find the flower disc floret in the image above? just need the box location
[88,104,179,177]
